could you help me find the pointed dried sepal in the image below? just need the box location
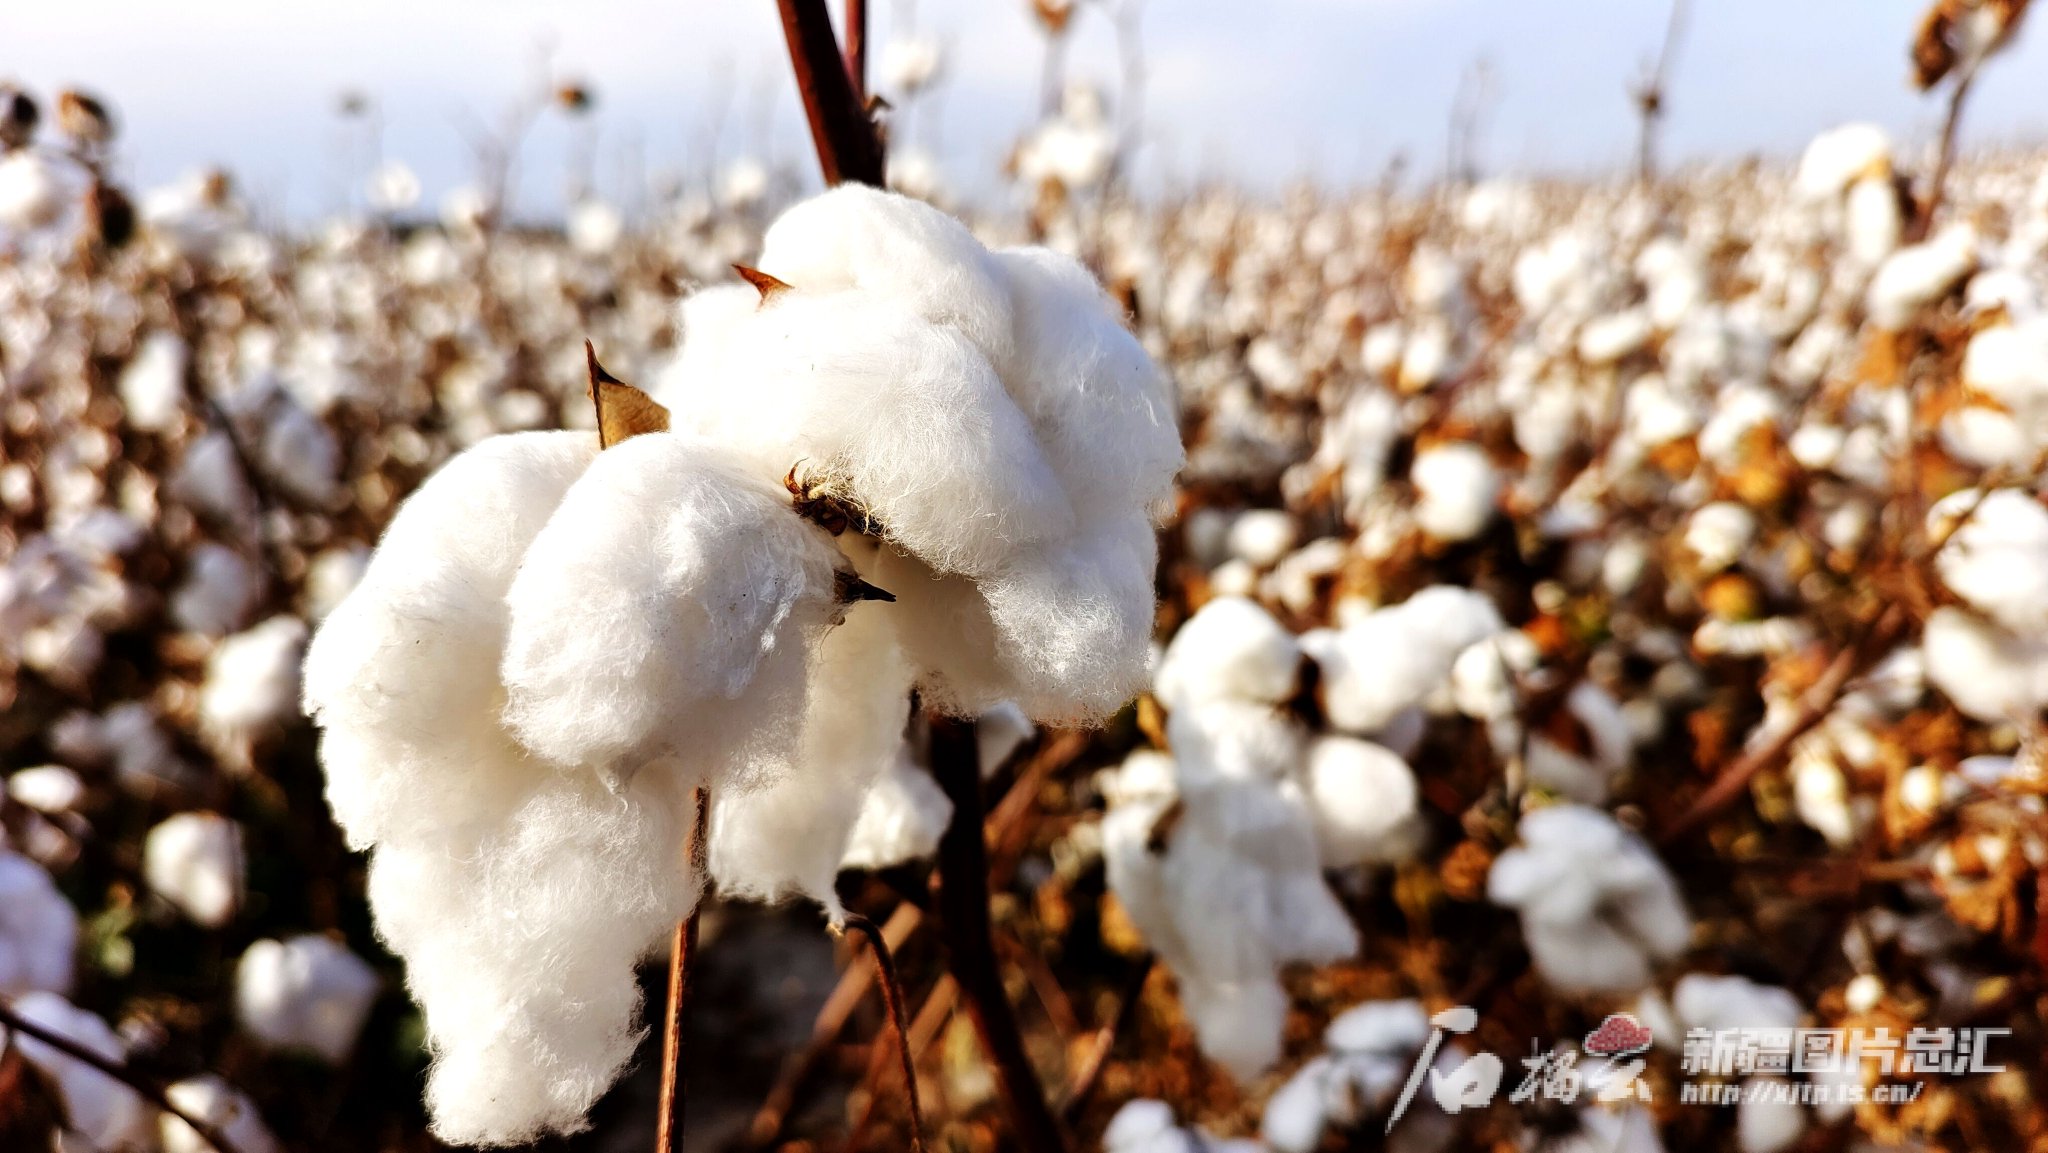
[585,340,672,450]
[733,264,794,306]
[834,570,896,604]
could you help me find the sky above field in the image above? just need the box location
[4,0,2045,220]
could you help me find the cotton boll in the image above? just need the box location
[143,813,244,928]
[1684,502,1754,573]
[8,764,84,814]
[1227,509,1298,568]
[162,1075,279,1153]
[0,849,78,995]
[200,615,308,761]
[302,546,366,622]
[1845,177,1902,266]
[879,35,943,94]
[710,601,913,921]
[304,430,596,848]
[1155,595,1301,708]
[1105,1099,1193,1153]
[1488,805,1690,994]
[171,542,259,635]
[170,431,258,524]
[567,199,623,256]
[1921,605,2048,722]
[235,934,379,1064]
[500,434,846,788]
[840,748,953,870]
[1579,308,1653,364]
[1263,1058,1334,1153]
[0,150,68,231]
[1867,224,1978,330]
[1525,682,1633,804]
[1302,736,1423,866]
[1929,488,2048,634]
[119,332,189,432]
[1791,740,1856,847]
[260,399,343,506]
[1451,630,1540,722]
[979,517,1162,721]
[1,992,154,1150]
[1411,443,1499,541]
[1795,123,1891,199]
[1673,973,1802,1032]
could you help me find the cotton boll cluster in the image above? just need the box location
[1103,1098,1261,1153]
[234,934,379,1064]
[1488,805,1690,994]
[1263,999,1455,1153]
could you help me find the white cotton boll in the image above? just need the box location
[1579,308,1653,364]
[710,602,913,920]
[1525,685,1632,804]
[1180,977,1290,1081]
[1247,337,1307,396]
[201,614,308,758]
[302,546,366,622]
[1698,383,1782,466]
[841,748,953,870]
[1684,502,1754,573]
[1791,740,1856,847]
[1302,736,1423,866]
[235,934,379,1064]
[171,431,258,524]
[305,431,596,848]
[171,542,259,635]
[9,764,84,814]
[1397,321,1455,392]
[0,849,78,995]
[978,700,1035,774]
[1,992,154,1150]
[1361,323,1405,376]
[1921,606,2048,722]
[1738,1079,1809,1153]
[143,813,244,928]
[500,434,846,787]
[1513,233,1593,316]
[261,399,342,507]
[1262,1059,1333,1153]
[440,185,492,234]
[1411,443,1498,541]
[1867,224,1978,330]
[879,35,943,94]
[0,150,67,231]
[979,521,1162,721]
[1845,177,1902,266]
[1183,508,1236,569]
[1451,630,1539,722]
[1795,123,1891,199]
[1962,319,2048,414]
[162,1075,279,1153]
[1488,805,1690,994]
[1621,373,1700,452]
[1318,589,1503,735]
[1673,973,1802,1032]
[1155,595,1302,708]
[119,332,189,432]
[1930,488,2048,634]
[1787,421,1846,470]
[1227,509,1298,568]
[567,199,623,256]
[366,159,421,212]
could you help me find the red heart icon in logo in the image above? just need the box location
[1584,1012,1653,1056]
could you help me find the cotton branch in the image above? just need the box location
[653,788,710,1153]
[0,1000,241,1153]
[1631,0,1691,185]
[775,0,886,186]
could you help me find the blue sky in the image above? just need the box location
[3,1,2044,220]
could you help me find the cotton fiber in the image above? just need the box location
[1488,804,1690,994]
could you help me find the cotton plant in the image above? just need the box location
[0,991,155,1150]
[303,185,1181,1142]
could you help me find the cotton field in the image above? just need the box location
[4,3,2048,1151]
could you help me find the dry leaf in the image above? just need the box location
[584,340,671,450]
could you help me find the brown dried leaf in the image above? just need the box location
[584,341,670,450]
[733,264,793,306]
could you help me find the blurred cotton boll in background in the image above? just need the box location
[234,934,380,1064]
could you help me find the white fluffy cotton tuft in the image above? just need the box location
[1488,804,1690,994]
[0,849,79,996]
[143,812,245,928]
[234,933,380,1064]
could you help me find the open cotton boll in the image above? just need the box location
[1226,509,1298,568]
[162,1075,280,1153]
[119,332,189,432]
[0,849,78,995]
[143,812,244,928]
[1929,488,2048,634]
[304,429,596,848]
[235,933,379,1064]
[1451,630,1541,722]
[1738,1080,1809,1153]
[841,746,953,870]
[1795,123,1891,200]
[1302,736,1424,866]
[1179,976,1292,1081]
[1845,177,1903,267]
[259,399,343,507]
[978,516,1163,721]
[1488,804,1690,994]
[391,767,702,1145]
[1867,224,1977,330]
[1672,973,1802,1033]
[0,150,69,231]
[710,601,913,922]
[1411,443,1499,541]
[1316,587,1504,735]
[1154,595,1302,708]
[1525,682,1634,804]
[500,433,847,787]
[8,764,84,814]
[171,542,259,635]
[170,432,259,524]
[200,615,307,763]
[1,991,155,1150]
[1104,1099,1197,1153]
[1684,501,1755,573]
[1921,605,2048,722]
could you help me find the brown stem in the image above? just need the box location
[1918,70,1977,241]
[1633,0,1690,186]
[776,0,885,187]
[1059,954,1153,1123]
[929,715,1068,1153]
[0,1000,241,1153]
[654,787,711,1153]
[841,914,926,1153]
[844,0,869,107]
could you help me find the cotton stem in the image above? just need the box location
[841,913,927,1153]
[0,999,243,1153]
[653,786,710,1153]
